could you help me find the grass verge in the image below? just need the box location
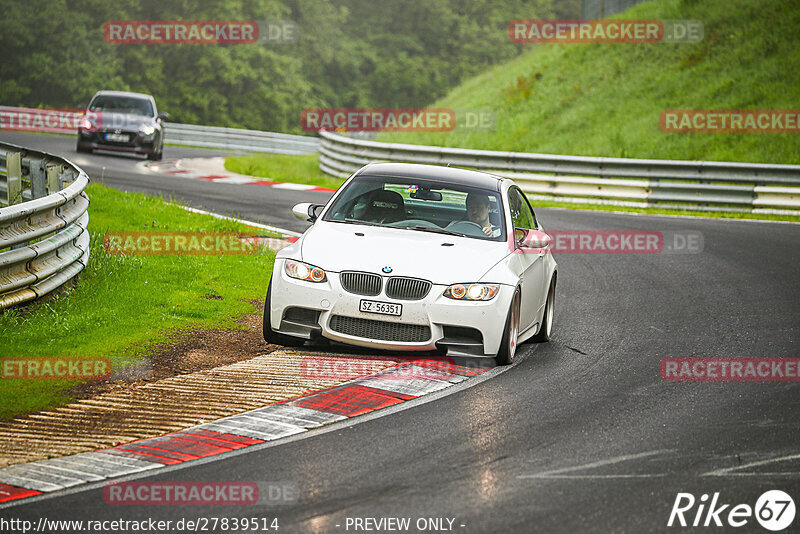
[225,153,345,190]
[0,183,276,420]
[376,0,800,164]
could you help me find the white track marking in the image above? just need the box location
[174,205,303,237]
[517,449,673,479]
[517,473,667,480]
[207,176,259,184]
[271,182,316,190]
[702,453,800,477]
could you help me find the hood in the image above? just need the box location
[300,221,510,284]
[88,111,155,131]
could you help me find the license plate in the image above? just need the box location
[359,299,402,316]
[105,133,129,142]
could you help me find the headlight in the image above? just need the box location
[444,283,499,301]
[80,118,95,130]
[139,125,156,136]
[284,259,327,283]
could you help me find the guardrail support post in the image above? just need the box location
[6,151,22,206]
[31,160,47,199]
[46,164,60,193]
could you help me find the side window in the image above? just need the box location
[509,187,536,230]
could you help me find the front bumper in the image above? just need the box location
[77,130,157,154]
[269,259,514,356]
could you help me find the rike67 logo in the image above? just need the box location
[668,490,796,531]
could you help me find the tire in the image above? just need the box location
[495,288,521,365]
[531,277,556,343]
[76,143,90,154]
[262,279,306,347]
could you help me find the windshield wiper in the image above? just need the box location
[341,218,383,227]
[401,225,462,237]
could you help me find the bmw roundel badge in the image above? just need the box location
[382,266,393,273]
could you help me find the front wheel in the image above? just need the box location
[263,279,306,347]
[495,289,521,365]
[531,278,555,343]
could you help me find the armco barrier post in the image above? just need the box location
[31,160,47,199]
[6,151,22,206]
[46,164,60,194]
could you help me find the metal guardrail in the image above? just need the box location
[3,105,798,213]
[0,106,320,155]
[0,143,90,309]
[318,131,800,214]
[164,122,319,155]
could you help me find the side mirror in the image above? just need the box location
[516,228,551,249]
[157,112,169,121]
[292,203,323,222]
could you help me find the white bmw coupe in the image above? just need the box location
[263,162,557,364]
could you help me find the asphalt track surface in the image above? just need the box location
[2,131,800,533]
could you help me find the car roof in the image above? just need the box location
[92,90,154,100]
[356,162,504,192]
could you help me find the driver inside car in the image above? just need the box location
[465,192,500,237]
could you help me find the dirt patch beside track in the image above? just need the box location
[0,306,404,468]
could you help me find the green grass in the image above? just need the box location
[225,153,345,190]
[0,184,276,420]
[376,0,800,164]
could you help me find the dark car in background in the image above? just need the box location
[76,90,168,160]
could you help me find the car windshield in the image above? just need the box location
[89,95,153,116]
[323,175,506,241]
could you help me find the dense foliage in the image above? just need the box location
[0,0,579,132]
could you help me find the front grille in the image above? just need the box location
[386,277,432,300]
[340,271,382,296]
[329,315,430,342]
